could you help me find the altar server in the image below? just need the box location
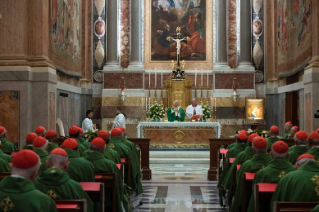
[186,98,203,119]
[111,107,126,129]
[82,110,94,131]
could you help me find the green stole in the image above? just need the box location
[247,159,296,212]
[230,153,272,212]
[167,107,185,122]
[34,168,93,212]
[0,176,57,212]
[64,148,95,182]
[33,149,49,173]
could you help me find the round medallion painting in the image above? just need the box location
[94,18,106,38]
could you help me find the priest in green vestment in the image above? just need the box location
[109,128,143,207]
[0,141,12,163]
[0,150,57,212]
[118,127,140,163]
[35,126,47,137]
[69,126,88,156]
[0,126,16,154]
[97,130,121,164]
[230,137,272,212]
[78,128,91,148]
[222,133,258,207]
[307,132,319,161]
[61,138,95,182]
[218,132,248,206]
[227,130,248,149]
[23,133,37,150]
[282,121,293,139]
[0,157,10,172]
[270,153,319,212]
[167,100,185,122]
[84,137,126,212]
[288,131,308,164]
[247,141,296,212]
[267,126,280,151]
[32,136,49,173]
[287,125,298,139]
[45,130,59,153]
[34,148,93,212]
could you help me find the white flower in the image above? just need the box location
[84,130,88,133]
[84,134,88,138]
[262,130,267,134]
[265,134,269,138]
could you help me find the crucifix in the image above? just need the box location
[171,27,187,80]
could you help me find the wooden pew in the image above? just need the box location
[254,183,277,212]
[121,158,132,188]
[0,172,10,181]
[95,173,116,212]
[55,200,87,212]
[242,172,256,212]
[218,149,228,180]
[273,202,319,212]
[128,138,151,180]
[80,182,105,212]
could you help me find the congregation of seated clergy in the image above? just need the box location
[0,125,142,212]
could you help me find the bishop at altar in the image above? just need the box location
[186,98,203,120]
[167,100,185,122]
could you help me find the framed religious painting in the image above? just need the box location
[245,99,265,122]
[144,0,213,70]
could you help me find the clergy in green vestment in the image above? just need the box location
[45,130,59,153]
[167,100,185,122]
[222,133,258,207]
[69,125,88,156]
[230,137,272,212]
[0,141,12,163]
[118,127,140,164]
[35,126,47,137]
[34,148,93,212]
[109,128,143,207]
[288,131,308,165]
[267,126,280,151]
[282,121,293,139]
[78,128,91,148]
[84,137,126,212]
[287,125,298,139]
[97,130,121,164]
[0,157,10,172]
[0,150,57,212]
[23,132,37,150]
[61,138,95,182]
[247,141,296,212]
[218,132,248,206]
[32,136,49,173]
[270,153,319,212]
[227,130,248,150]
[0,126,16,154]
[307,132,319,162]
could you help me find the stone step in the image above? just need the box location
[150,164,209,175]
[150,151,210,159]
[150,158,210,164]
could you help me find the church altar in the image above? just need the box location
[137,122,221,146]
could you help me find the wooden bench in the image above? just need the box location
[80,182,105,212]
[242,172,256,212]
[55,200,87,212]
[254,183,277,212]
[0,172,10,181]
[218,149,228,180]
[121,158,132,188]
[95,173,116,212]
[273,202,319,212]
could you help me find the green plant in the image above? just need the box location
[83,129,98,142]
[202,105,211,119]
[150,103,165,121]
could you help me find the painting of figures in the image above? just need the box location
[246,99,265,121]
[151,0,206,61]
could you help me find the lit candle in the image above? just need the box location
[201,70,203,87]
[155,68,157,88]
[161,71,163,88]
[195,69,197,87]
[207,71,209,87]
[148,69,150,88]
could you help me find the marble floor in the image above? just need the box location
[132,174,226,212]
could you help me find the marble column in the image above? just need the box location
[239,0,254,68]
[215,0,229,68]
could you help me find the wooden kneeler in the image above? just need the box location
[95,173,117,212]
[80,182,105,212]
[55,199,87,212]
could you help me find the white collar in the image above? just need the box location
[11,174,25,179]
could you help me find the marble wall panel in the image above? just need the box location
[49,92,56,130]
[220,125,241,138]
[215,73,254,89]
[228,0,237,68]
[265,94,280,129]
[104,73,144,89]
[101,106,145,118]
[216,107,245,119]
[102,97,147,107]
[0,91,19,142]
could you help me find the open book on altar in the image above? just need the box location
[191,115,203,121]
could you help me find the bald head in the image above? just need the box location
[192,98,197,105]
[174,100,179,107]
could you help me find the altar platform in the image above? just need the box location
[137,122,221,148]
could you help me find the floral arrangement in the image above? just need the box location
[202,105,211,120]
[149,103,165,121]
[233,128,270,138]
[83,129,99,142]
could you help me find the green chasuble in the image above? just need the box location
[230,153,272,212]
[167,107,185,122]
[47,142,58,153]
[33,149,49,173]
[77,137,91,149]
[35,168,93,212]
[22,143,33,150]
[104,147,121,164]
[247,159,296,212]
[84,151,124,212]
[311,204,319,212]
[227,142,236,149]
[270,161,319,212]
[64,148,95,182]
[222,146,254,206]
[289,145,297,151]
[283,129,291,139]
[0,176,57,212]
[308,147,319,162]
[218,143,247,205]
[0,149,12,163]
[109,136,143,195]
[267,137,280,151]
[0,157,10,172]
[288,145,308,165]
[122,136,140,164]
[0,138,16,154]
